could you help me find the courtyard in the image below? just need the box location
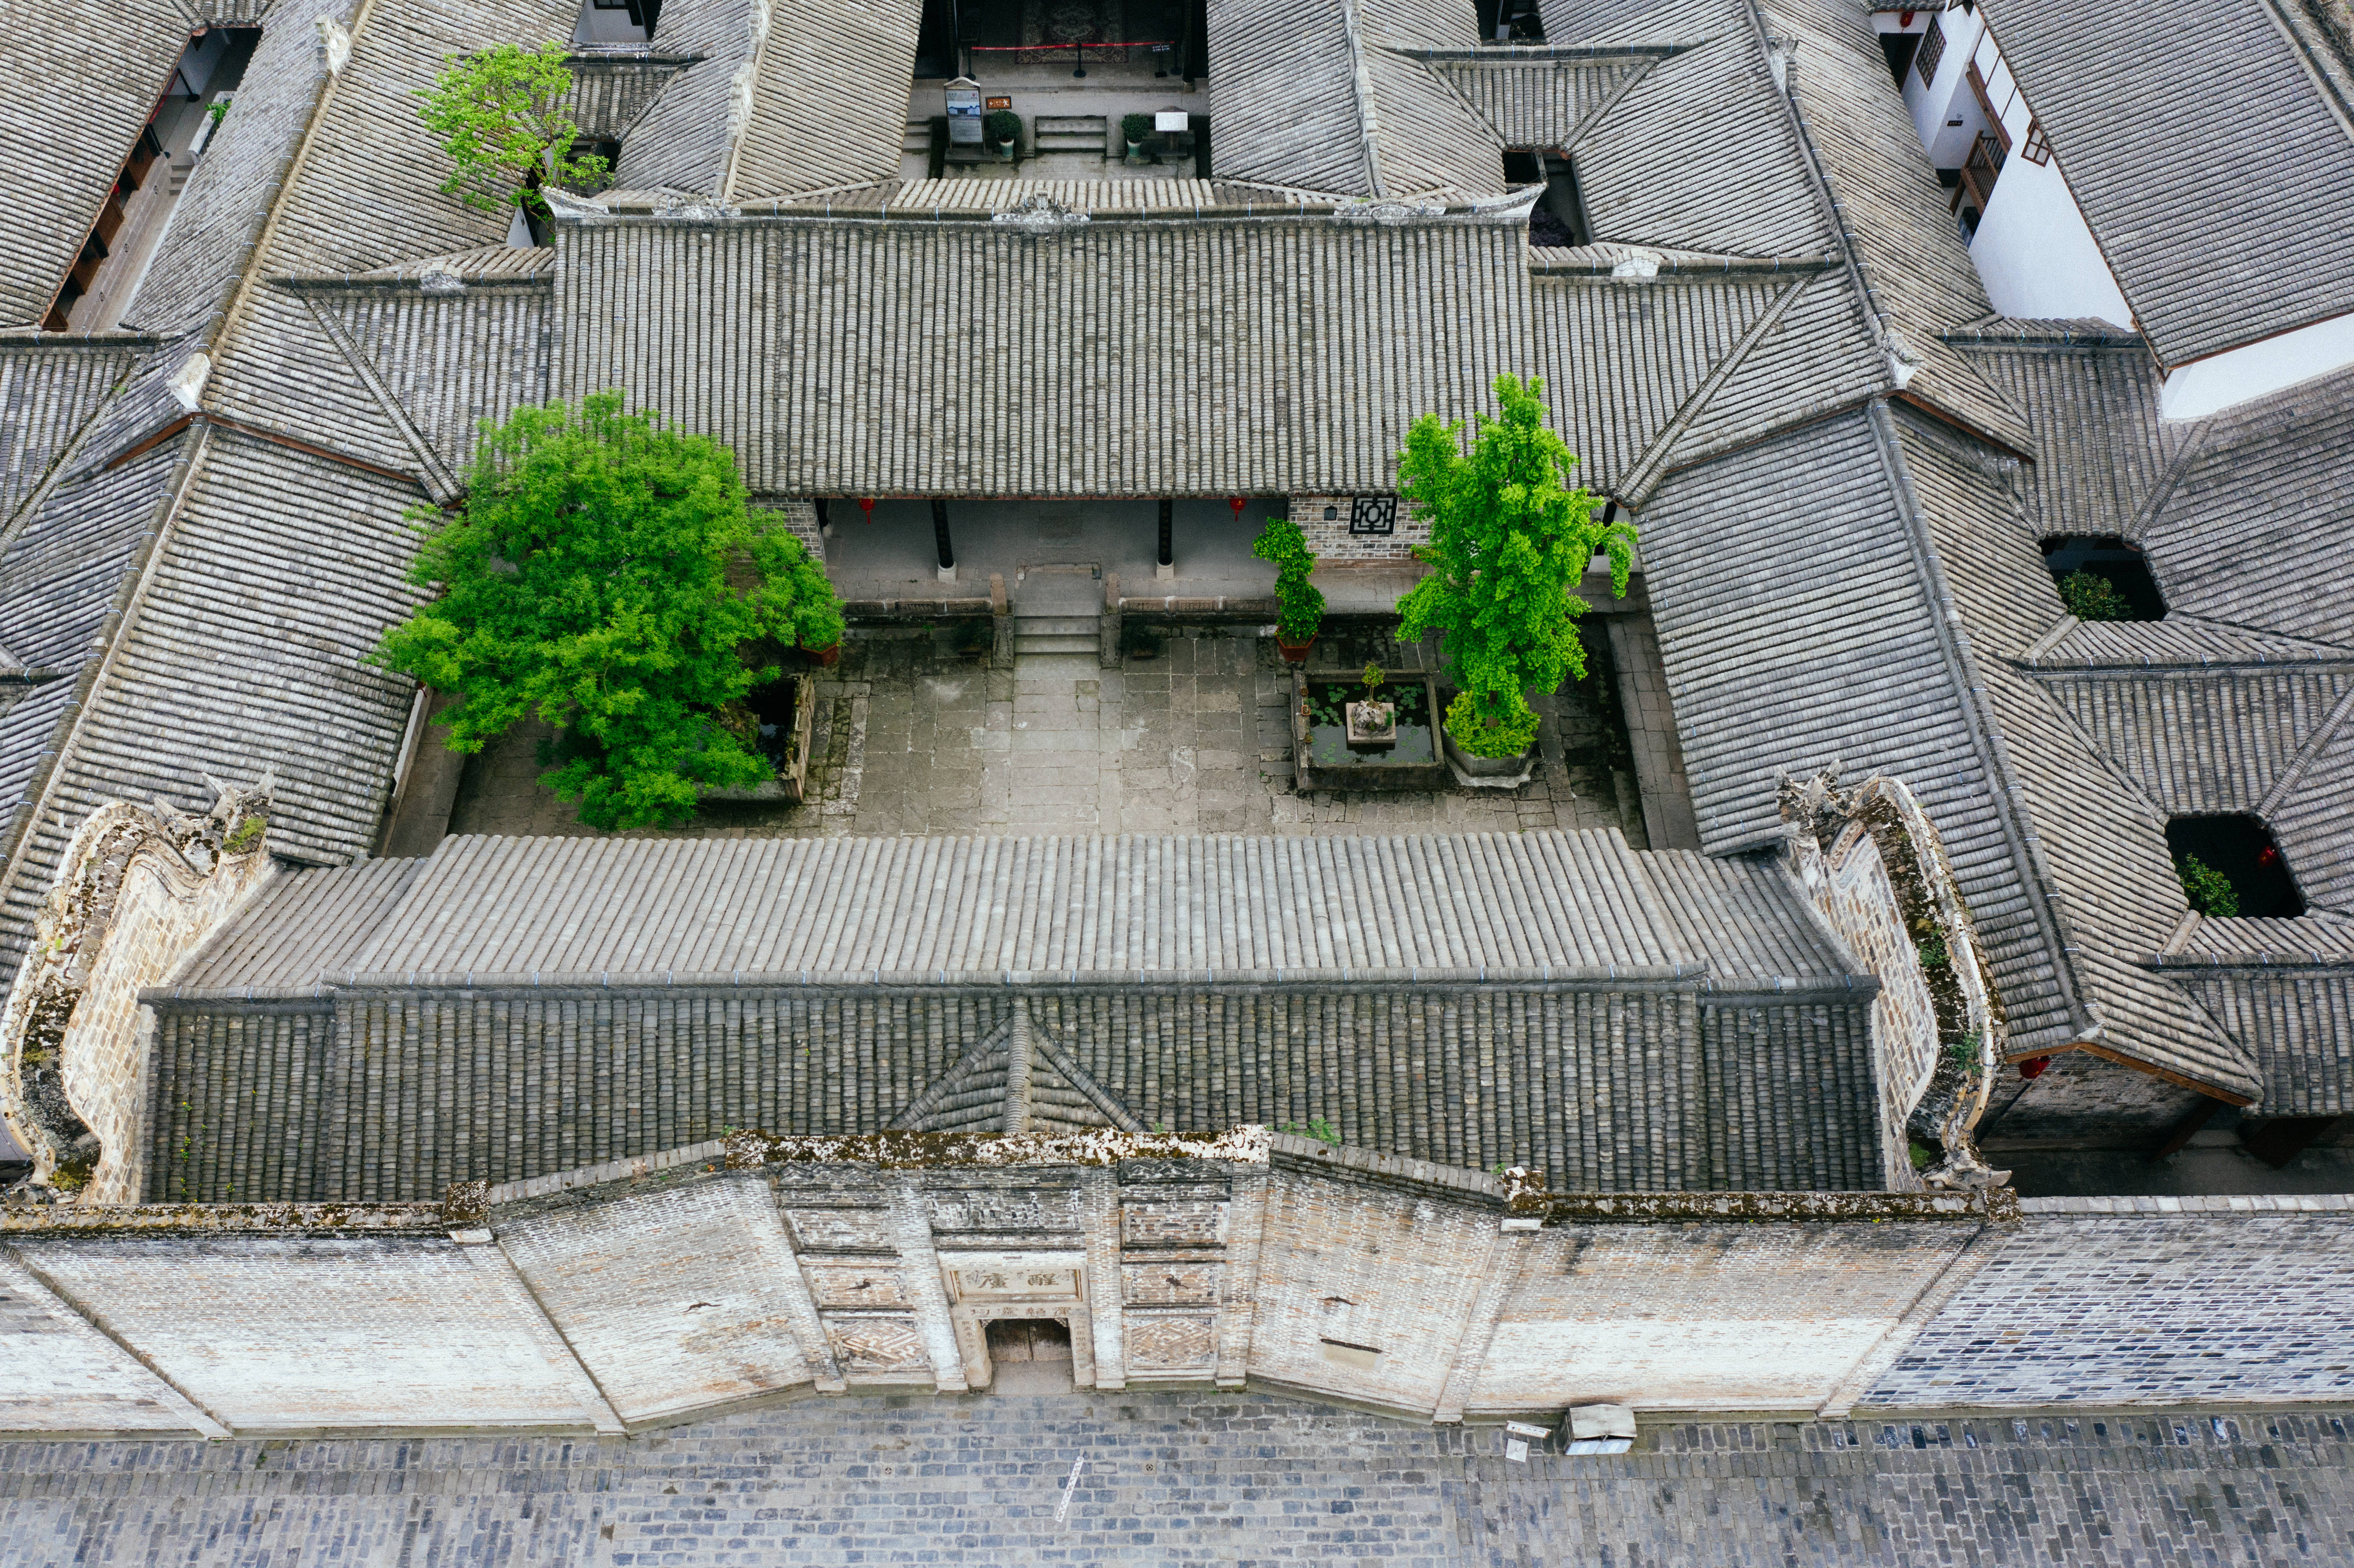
[446,624,1652,845]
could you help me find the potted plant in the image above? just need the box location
[1252,515,1324,663]
[1395,373,1635,783]
[986,109,1021,161]
[1121,112,1154,164]
[1345,662,1396,751]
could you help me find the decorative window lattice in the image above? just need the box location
[1916,20,1946,86]
[1349,495,1398,535]
[2020,119,2052,165]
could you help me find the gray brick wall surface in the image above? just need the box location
[0,1391,2348,1565]
[1864,1213,2354,1409]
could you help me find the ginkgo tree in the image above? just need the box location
[1395,373,1636,759]
[377,393,845,831]
[416,42,607,220]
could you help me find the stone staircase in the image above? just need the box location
[1013,614,1099,657]
[903,116,934,155]
[1032,114,1109,158]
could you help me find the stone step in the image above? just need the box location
[1032,114,1108,154]
[1015,633,1100,656]
[903,116,933,153]
[166,152,196,194]
[1014,615,1099,636]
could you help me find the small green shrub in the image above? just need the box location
[985,108,1021,146]
[2177,852,2239,917]
[1252,516,1324,643]
[416,42,608,218]
[1361,661,1386,694]
[223,815,266,854]
[1121,112,1154,145]
[1916,932,1949,968]
[2057,568,2131,622]
[1281,1115,1342,1147]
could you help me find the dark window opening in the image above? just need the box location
[585,0,663,35]
[1501,148,1544,186]
[2166,816,2304,919]
[1522,152,1588,247]
[2042,535,2166,620]
[1476,0,1546,41]
[915,0,957,77]
[1880,31,1921,88]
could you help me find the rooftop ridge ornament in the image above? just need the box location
[991,193,1091,234]
[417,263,466,296]
[1333,196,1448,227]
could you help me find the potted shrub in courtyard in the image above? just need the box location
[987,108,1021,160]
[1345,662,1396,751]
[1395,373,1635,784]
[374,392,847,830]
[1253,515,1324,663]
[1121,112,1154,164]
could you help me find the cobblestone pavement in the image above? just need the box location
[4,1391,2348,1566]
[447,626,1648,844]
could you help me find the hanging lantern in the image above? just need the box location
[2017,1055,2052,1080]
[1230,496,1246,519]
[859,497,876,522]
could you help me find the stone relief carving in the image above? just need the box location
[0,777,274,1201]
[1780,767,2009,1192]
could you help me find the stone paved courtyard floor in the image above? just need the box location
[447,626,1650,844]
[4,1392,2349,1566]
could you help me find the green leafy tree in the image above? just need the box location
[376,393,846,831]
[1252,516,1325,643]
[1395,374,1635,757]
[416,42,607,218]
[2177,853,2239,917]
[2057,568,2130,622]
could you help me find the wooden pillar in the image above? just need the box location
[931,498,955,580]
[1156,498,1174,579]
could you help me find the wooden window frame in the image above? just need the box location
[1915,19,1945,86]
[2020,119,2052,165]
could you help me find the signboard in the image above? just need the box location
[1154,110,1189,134]
[986,96,1012,111]
[945,78,982,145]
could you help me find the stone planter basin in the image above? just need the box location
[1292,670,1448,792]
[1437,689,1537,789]
[703,673,816,806]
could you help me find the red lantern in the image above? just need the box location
[1230,496,1246,518]
[858,497,876,522]
[2017,1055,2052,1080]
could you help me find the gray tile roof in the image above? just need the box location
[0,3,188,327]
[565,52,693,142]
[147,829,1887,1201]
[2155,916,2354,1117]
[604,0,922,202]
[1947,330,2177,541]
[177,829,1856,989]
[2138,363,2354,647]
[0,341,146,532]
[1205,0,1506,199]
[1424,46,1676,149]
[1981,0,2354,366]
[0,432,421,987]
[145,977,1886,1203]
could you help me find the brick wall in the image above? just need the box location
[13,1236,598,1431]
[1481,1223,1973,1413]
[497,1173,825,1424]
[1861,1201,2354,1410]
[1290,495,1423,563]
[5,1151,2351,1436]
